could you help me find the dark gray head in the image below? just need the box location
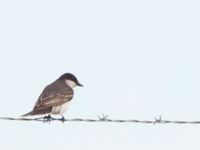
[58,73,83,88]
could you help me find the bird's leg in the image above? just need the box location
[60,114,65,123]
[43,114,52,123]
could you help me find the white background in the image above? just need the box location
[0,0,200,149]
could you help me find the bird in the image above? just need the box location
[22,73,83,121]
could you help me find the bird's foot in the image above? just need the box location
[60,115,66,123]
[43,114,52,123]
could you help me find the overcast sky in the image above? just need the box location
[0,0,200,150]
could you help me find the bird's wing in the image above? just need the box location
[34,87,74,111]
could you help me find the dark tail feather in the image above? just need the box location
[21,111,35,117]
[21,108,52,117]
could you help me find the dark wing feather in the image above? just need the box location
[32,80,74,115]
[35,90,73,111]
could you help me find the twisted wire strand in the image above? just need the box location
[0,115,200,124]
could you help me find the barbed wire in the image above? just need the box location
[0,115,200,124]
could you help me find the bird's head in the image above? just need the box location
[59,73,83,88]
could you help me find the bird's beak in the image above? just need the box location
[77,82,83,87]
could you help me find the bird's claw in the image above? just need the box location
[60,115,65,123]
[43,114,52,123]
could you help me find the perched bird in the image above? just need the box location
[22,73,83,121]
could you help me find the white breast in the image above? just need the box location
[51,101,71,115]
[65,80,76,88]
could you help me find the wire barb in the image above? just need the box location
[98,114,109,121]
[153,116,162,125]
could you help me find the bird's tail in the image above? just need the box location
[22,108,52,117]
[21,111,35,117]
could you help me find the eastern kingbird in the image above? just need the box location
[22,73,83,120]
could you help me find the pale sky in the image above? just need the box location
[0,0,200,150]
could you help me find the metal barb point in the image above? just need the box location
[98,114,109,121]
[153,116,162,125]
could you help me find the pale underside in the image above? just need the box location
[51,80,75,114]
[51,101,71,114]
